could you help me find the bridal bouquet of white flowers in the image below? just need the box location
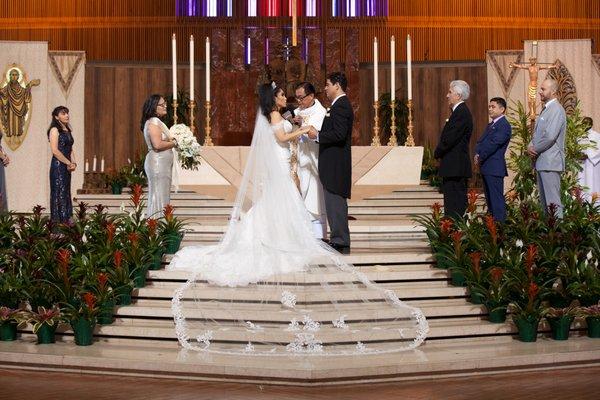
[169,124,202,170]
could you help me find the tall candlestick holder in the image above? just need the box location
[204,100,214,146]
[387,99,398,146]
[404,99,415,147]
[172,99,179,125]
[371,100,381,146]
[189,99,196,132]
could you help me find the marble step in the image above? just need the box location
[133,280,466,302]
[162,251,434,265]
[74,192,222,201]
[147,264,446,283]
[3,336,598,384]
[115,298,484,321]
[181,222,426,234]
[82,316,520,343]
[177,238,430,250]
[92,205,436,216]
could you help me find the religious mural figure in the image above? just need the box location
[0,65,40,151]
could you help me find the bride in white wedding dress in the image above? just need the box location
[168,84,428,355]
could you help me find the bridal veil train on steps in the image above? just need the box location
[168,110,429,356]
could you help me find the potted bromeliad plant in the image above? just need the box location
[26,305,63,344]
[579,303,600,338]
[109,250,134,306]
[507,244,548,342]
[542,302,579,341]
[105,167,128,195]
[160,204,185,254]
[65,291,98,346]
[0,251,24,341]
[142,218,164,271]
[95,272,116,325]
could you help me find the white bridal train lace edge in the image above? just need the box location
[168,111,429,356]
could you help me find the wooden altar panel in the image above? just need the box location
[85,61,490,167]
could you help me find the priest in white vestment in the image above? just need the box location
[579,117,600,201]
[293,82,328,239]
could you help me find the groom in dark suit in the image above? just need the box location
[308,72,353,253]
[434,80,474,219]
[474,97,512,222]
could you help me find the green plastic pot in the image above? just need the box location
[0,321,18,341]
[514,316,540,342]
[547,316,573,340]
[71,318,95,346]
[36,323,58,344]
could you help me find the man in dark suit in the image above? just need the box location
[474,97,512,222]
[434,80,474,219]
[307,72,353,253]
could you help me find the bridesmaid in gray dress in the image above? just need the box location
[140,94,177,217]
[0,135,9,211]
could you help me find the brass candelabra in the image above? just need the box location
[387,99,398,146]
[189,99,196,133]
[405,99,415,147]
[371,100,381,146]
[204,100,214,146]
[172,99,178,125]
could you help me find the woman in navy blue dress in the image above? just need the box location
[47,106,76,223]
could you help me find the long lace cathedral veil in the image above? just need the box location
[169,110,429,355]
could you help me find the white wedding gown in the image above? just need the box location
[168,112,428,355]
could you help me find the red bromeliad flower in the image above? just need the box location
[147,218,158,236]
[440,218,453,236]
[128,232,139,247]
[525,244,537,278]
[469,252,482,276]
[490,267,504,284]
[431,202,442,219]
[451,230,463,246]
[467,190,479,213]
[131,184,143,207]
[106,223,116,243]
[484,214,497,244]
[163,204,175,222]
[82,292,96,309]
[114,250,123,269]
[97,273,109,290]
[528,282,539,299]
[56,249,71,275]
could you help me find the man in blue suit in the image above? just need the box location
[474,97,512,222]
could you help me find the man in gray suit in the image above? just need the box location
[527,79,566,218]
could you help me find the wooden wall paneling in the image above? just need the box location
[112,66,131,170]
[97,67,115,168]
[84,67,96,167]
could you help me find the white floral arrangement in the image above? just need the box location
[169,124,202,170]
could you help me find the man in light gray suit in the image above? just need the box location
[527,79,567,218]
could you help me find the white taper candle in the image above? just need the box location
[172,33,177,101]
[205,37,210,102]
[373,37,378,102]
[390,36,395,102]
[407,34,412,100]
[190,35,195,101]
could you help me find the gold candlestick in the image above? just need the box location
[371,100,381,146]
[204,100,214,146]
[172,99,179,125]
[387,99,398,146]
[404,99,415,147]
[189,99,196,132]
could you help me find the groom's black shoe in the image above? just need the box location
[330,243,350,254]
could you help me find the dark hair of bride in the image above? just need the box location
[259,83,284,123]
[140,94,163,131]
[46,105,71,139]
